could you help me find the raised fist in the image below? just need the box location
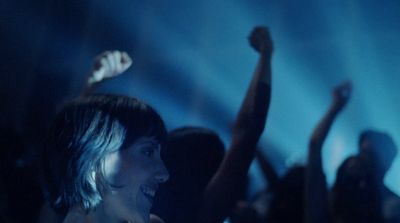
[249,26,273,55]
[88,50,132,85]
[333,81,352,108]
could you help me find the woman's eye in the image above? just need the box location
[142,147,155,157]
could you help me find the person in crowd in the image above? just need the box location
[65,24,272,222]
[331,155,383,223]
[240,148,305,223]
[305,79,400,223]
[152,126,226,223]
[41,94,169,223]
[305,81,352,223]
[305,81,385,223]
[152,25,274,223]
[79,50,224,223]
[265,165,305,223]
[357,130,400,222]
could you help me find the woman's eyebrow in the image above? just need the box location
[139,140,159,147]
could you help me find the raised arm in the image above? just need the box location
[81,50,132,97]
[305,81,352,223]
[197,26,273,223]
[255,149,279,191]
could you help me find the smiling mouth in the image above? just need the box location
[140,185,158,205]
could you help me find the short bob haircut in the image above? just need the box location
[41,94,167,215]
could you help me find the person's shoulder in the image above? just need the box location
[383,186,400,220]
[150,214,166,223]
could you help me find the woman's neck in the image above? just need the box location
[63,204,137,223]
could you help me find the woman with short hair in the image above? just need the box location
[41,94,169,223]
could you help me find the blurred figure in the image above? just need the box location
[305,81,352,223]
[266,166,305,223]
[331,155,383,223]
[248,149,303,223]
[153,25,274,223]
[358,130,400,222]
[231,152,304,223]
[152,127,225,223]
[305,81,395,223]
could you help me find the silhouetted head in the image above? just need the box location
[230,201,262,223]
[164,127,225,188]
[332,155,382,223]
[358,130,397,177]
[267,166,305,223]
[152,126,225,223]
[41,94,168,223]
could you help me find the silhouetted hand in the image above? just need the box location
[249,26,273,56]
[332,81,352,109]
[88,50,132,85]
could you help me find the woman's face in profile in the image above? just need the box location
[101,136,169,223]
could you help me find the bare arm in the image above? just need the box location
[305,81,352,223]
[197,26,273,223]
[81,50,132,97]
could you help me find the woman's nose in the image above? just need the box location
[155,160,169,183]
